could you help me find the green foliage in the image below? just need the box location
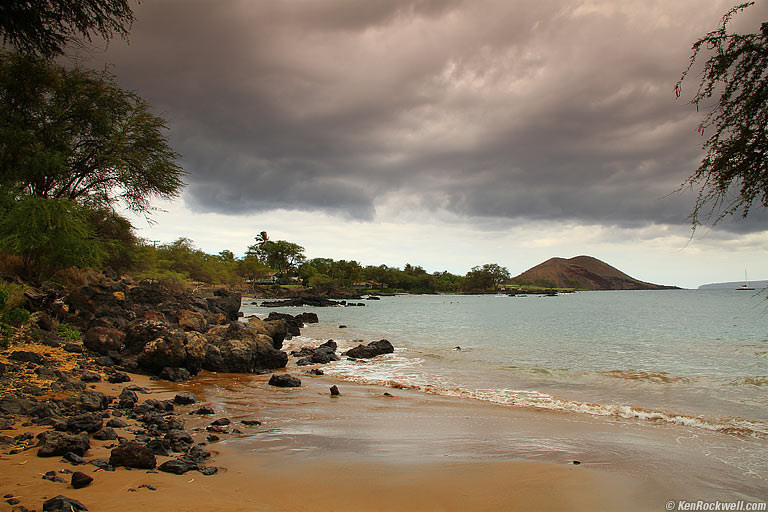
[357,264,463,294]
[0,283,29,347]
[1,307,29,327]
[0,282,24,310]
[236,256,273,284]
[0,0,134,58]
[676,2,768,226]
[510,278,559,289]
[462,263,511,292]
[131,238,244,286]
[0,323,14,348]
[246,232,306,279]
[0,197,104,279]
[563,279,583,290]
[0,51,185,216]
[86,207,137,273]
[307,274,337,293]
[54,323,81,341]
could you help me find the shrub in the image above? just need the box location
[54,323,81,341]
[0,323,13,348]
[1,307,30,327]
[0,197,104,280]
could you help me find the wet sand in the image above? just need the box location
[1,370,765,511]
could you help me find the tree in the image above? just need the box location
[0,197,104,279]
[246,233,306,280]
[236,256,273,284]
[0,52,185,215]
[218,250,235,262]
[0,0,134,58]
[676,2,768,227]
[462,263,510,292]
[86,205,136,272]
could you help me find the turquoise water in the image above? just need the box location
[242,290,768,437]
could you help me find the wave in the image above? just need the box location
[730,376,768,387]
[286,334,768,440]
[598,369,690,384]
[323,366,768,440]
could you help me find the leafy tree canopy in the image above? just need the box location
[0,51,185,216]
[676,2,768,227]
[246,232,306,279]
[0,0,134,58]
[462,263,510,292]
[0,196,104,279]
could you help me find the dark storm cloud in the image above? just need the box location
[96,0,767,230]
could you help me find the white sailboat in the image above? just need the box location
[737,270,755,291]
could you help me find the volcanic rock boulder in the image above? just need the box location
[109,440,156,469]
[203,322,287,372]
[66,413,103,434]
[343,339,395,359]
[247,316,289,350]
[37,432,90,457]
[83,327,125,355]
[268,374,301,388]
[205,289,242,322]
[43,495,88,512]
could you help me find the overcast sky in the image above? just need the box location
[89,0,767,288]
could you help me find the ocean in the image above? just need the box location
[240,289,768,488]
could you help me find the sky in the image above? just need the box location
[85,0,767,289]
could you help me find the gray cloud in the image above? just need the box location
[92,0,767,232]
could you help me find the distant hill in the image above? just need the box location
[698,280,768,290]
[512,256,679,290]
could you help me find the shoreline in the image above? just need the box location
[2,352,766,511]
[1,279,765,510]
[0,369,657,512]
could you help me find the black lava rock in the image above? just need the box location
[107,372,131,384]
[173,393,197,405]
[64,452,85,465]
[37,432,90,457]
[71,471,93,489]
[109,441,156,469]
[66,413,103,434]
[42,495,88,511]
[268,374,301,388]
[158,458,194,475]
[343,339,394,359]
[106,418,128,428]
[159,367,191,382]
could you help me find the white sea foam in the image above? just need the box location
[316,349,768,440]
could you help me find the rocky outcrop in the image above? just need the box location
[19,277,296,379]
[203,322,287,372]
[246,316,289,349]
[293,340,340,366]
[205,289,242,321]
[83,327,125,355]
[259,297,365,308]
[343,340,394,359]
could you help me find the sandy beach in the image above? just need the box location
[3,366,763,512]
[0,372,636,512]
